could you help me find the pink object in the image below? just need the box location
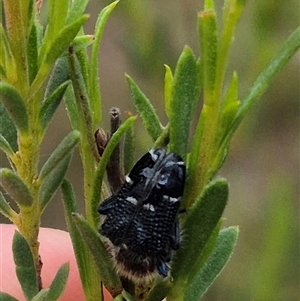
[0,224,112,301]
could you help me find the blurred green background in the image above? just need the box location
[0,0,299,300]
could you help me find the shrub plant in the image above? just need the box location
[0,0,299,300]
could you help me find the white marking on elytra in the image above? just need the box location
[143,203,155,212]
[165,160,185,167]
[149,149,158,161]
[121,243,128,250]
[163,195,179,203]
[126,196,138,205]
[125,175,133,184]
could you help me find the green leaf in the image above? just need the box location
[0,168,33,207]
[31,289,49,301]
[182,105,207,208]
[3,1,28,90]
[183,218,223,292]
[61,179,103,300]
[45,263,69,301]
[38,130,80,182]
[123,119,135,174]
[89,0,119,125]
[71,35,95,53]
[75,44,90,90]
[169,46,198,160]
[47,0,68,39]
[91,116,137,228]
[27,19,39,84]
[0,23,14,72]
[234,26,300,130]
[172,179,228,282]
[39,80,70,133]
[163,64,173,119]
[126,75,162,141]
[121,291,135,301]
[66,0,89,25]
[59,35,95,57]
[31,15,89,97]
[13,231,39,300]
[64,85,80,130]
[0,292,19,301]
[219,71,240,132]
[198,9,218,102]
[44,14,89,70]
[72,213,122,294]
[0,191,18,221]
[183,227,239,301]
[39,154,72,213]
[145,280,172,301]
[0,133,14,157]
[38,0,68,64]
[67,48,95,157]
[44,57,69,99]
[0,64,6,79]
[0,103,17,152]
[219,26,300,166]
[0,82,29,133]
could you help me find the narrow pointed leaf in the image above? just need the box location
[121,291,135,301]
[219,26,300,162]
[61,179,103,300]
[183,227,239,301]
[39,154,72,213]
[39,130,80,181]
[169,46,198,160]
[198,9,218,103]
[164,64,173,118]
[0,134,14,156]
[185,219,223,285]
[219,78,240,132]
[45,263,69,301]
[66,0,89,24]
[27,20,39,84]
[123,119,135,174]
[68,35,94,54]
[13,231,39,300]
[44,57,69,99]
[0,82,28,133]
[0,103,17,152]
[90,1,119,125]
[75,37,90,88]
[0,168,33,207]
[126,75,162,141]
[39,80,70,133]
[47,0,68,38]
[222,72,239,111]
[0,292,19,301]
[44,14,89,68]
[172,179,228,281]
[0,191,18,220]
[64,85,80,130]
[68,48,96,159]
[38,0,69,64]
[183,105,207,208]
[31,289,49,301]
[235,26,300,129]
[72,213,122,294]
[31,15,89,96]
